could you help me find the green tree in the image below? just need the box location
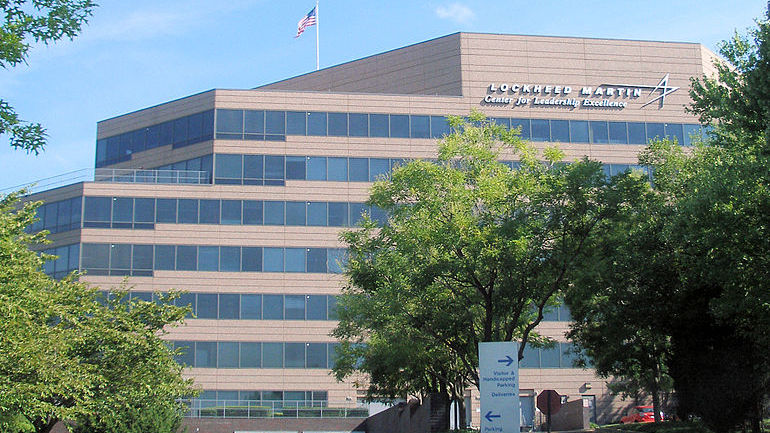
[333,111,618,415]
[1,0,96,153]
[0,192,195,433]
[566,168,674,423]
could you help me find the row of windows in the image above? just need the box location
[80,243,346,276]
[29,196,82,235]
[520,343,588,369]
[96,110,214,167]
[215,109,703,145]
[41,244,80,279]
[209,153,650,186]
[116,292,338,321]
[195,390,328,404]
[96,108,702,169]
[172,340,584,370]
[172,341,340,369]
[81,197,382,231]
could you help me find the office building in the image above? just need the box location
[26,32,714,429]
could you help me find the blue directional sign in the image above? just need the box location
[479,342,520,433]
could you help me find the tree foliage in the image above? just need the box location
[0,192,195,433]
[332,111,620,404]
[0,0,96,153]
[567,7,770,431]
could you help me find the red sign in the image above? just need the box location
[536,390,562,415]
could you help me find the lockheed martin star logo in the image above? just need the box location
[640,73,680,108]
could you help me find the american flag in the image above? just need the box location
[295,7,316,38]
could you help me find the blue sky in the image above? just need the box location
[0,0,765,189]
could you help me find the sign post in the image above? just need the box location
[536,390,562,433]
[479,342,519,433]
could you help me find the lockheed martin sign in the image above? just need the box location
[483,74,679,110]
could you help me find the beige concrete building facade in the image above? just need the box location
[29,33,715,429]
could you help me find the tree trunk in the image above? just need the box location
[652,363,662,423]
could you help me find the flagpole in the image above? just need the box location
[315,1,319,70]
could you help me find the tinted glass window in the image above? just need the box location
[241,294,261,320]
[410,115,430,138]
[327,157,348,181]
[262,342,283,368]
[264,201,284,225]
[569,121,589,143]
[263,295,283,319]
[307,112,327,136]
[369,158,390,181]
[195,342,217,367]
[328,202,348,227]
[590,121,609,144]
[627,122,646,144]
[176,245,197,271]
[284,248,305,272]
[307,248,326,273]
[84,197,111,227]
[541,346,561,368]
[154,245,175,270]
[241,247,262,272]
[134,198,155,224]
[349,203,367,225]
[665,123,684,145]
[217,342,239,368]
[550,120,569,142]
[531,119,550,141]
[608,122,628,144]
[520,346,540,368]
[242,200,263,225]
[264,156,285,180]
[243,155,264,182]
[220,246,241,272]
[264,111,285,135]
[263,248,283,272]
[219,294,240,319]
[286,111,306,135]
[112,198,133,224]
[349,113,368,137]
[286,156,306,180]
[369,114,389,137]
[307,202,327,226]
[646,123,665,141]
[307,343,327,368]
[215,154,242,183]
[306,295,327,320]
[349,158,368,182]
[156,199,177,223]
[511,119,530,140]
[81,243,109,270]
[430,116,451,138]
[307,156,326,180]
[244,110,264,134]
[132,244,153,271]
[174,341,194,366]
[284,343,305,368]
[285,201,306,225]
[285,295,305,320]
[390,115,409,138]
[197,293,217,319]
[177,199,198,224]
[221,200,241,225]
[328,112,348,136]
[109,244,131,273]
[198,246,218,271]
[199,200,220,224]
[217,110,243,133]
[240,342,260,368]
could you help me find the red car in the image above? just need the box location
[620,406,661,423]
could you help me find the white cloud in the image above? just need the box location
[435,2,475,25]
